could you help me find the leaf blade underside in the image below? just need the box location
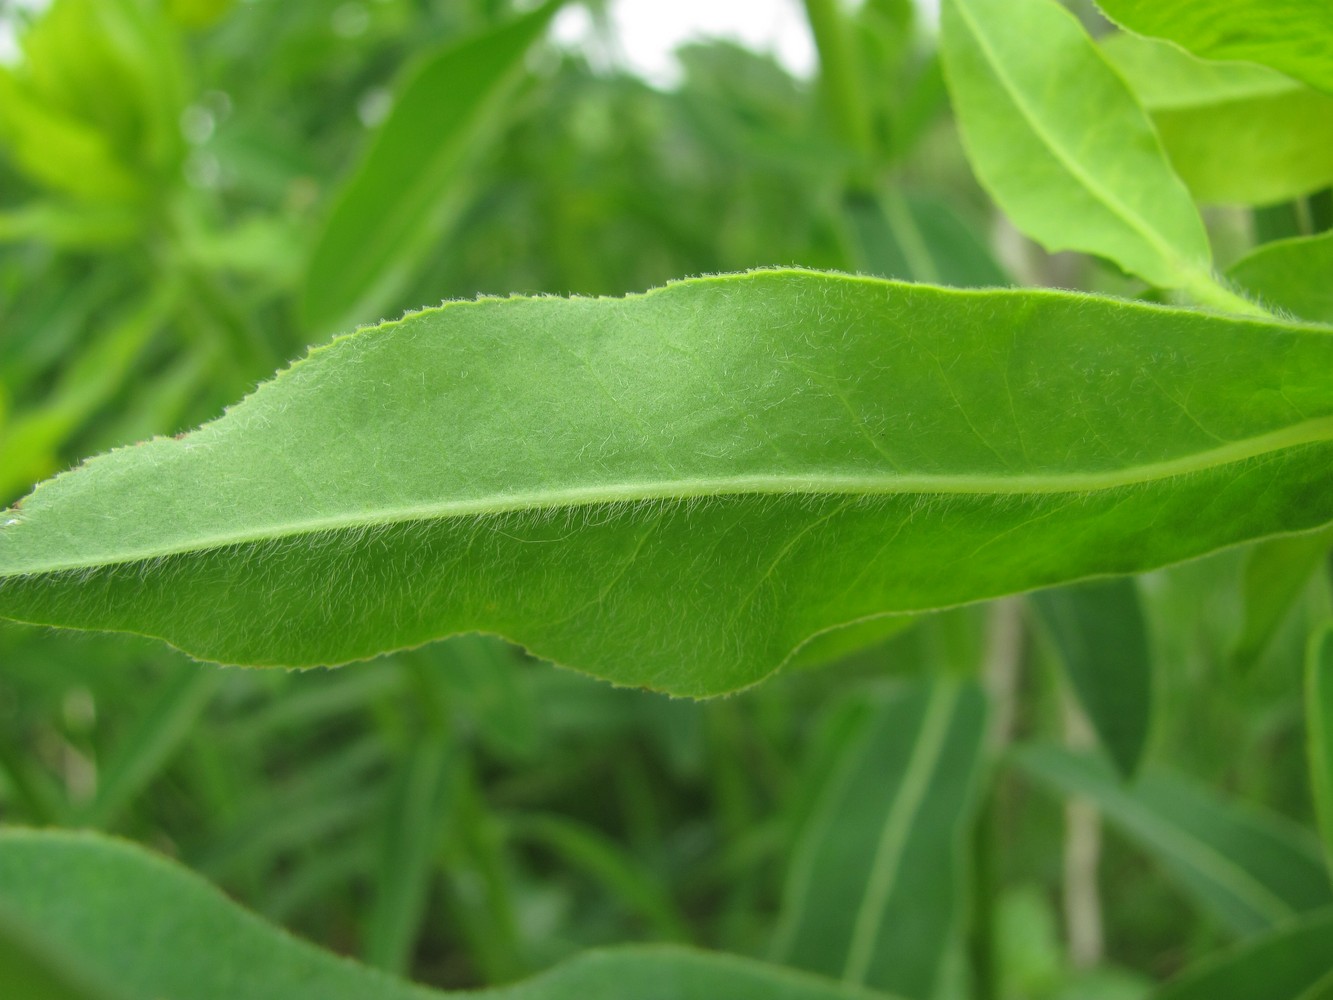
[3,269,1333,696]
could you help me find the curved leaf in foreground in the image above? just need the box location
[3,270,1333,696]
[0,829,898,1000]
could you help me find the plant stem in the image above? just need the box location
[803,0,875,186]
[1181,271,1273,319]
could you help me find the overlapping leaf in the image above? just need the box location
[0,829,902,1000]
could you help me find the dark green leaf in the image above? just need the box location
[1031,577,1152,778]
[1229,232,1333,325]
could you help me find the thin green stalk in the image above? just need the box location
[803,0,874,184]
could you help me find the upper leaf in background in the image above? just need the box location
[939,0,1241,308]
[1101,33,1333,207]
[772,680,987,998]
[1016,745,1333,936]
[1229,231,1333,325]
[299,1,561,338]
[6,270,1333,697]
[1155,907,1333,1000]
[1031,577,1152,779]
[1095,0,1333,97]
[1308,625,1333,873]
[0,829,904,1000]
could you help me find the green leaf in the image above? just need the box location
[1031,577,1152,778]
[1015,745,1333,936]
[938,0,1250,311]
[1308,625,1333,873]
[0,903,125,1000]
[1101,33,1333,207]
[0,828,902,1000]
[1155,907,1333,1000]
[772,679,988,998]
[1231,529,1333,670]
[1229,231,1333,325]
[1095,0,1333,98]
[843,190,1008,287]
[364,733,455,974]
[299,2,561,337]
[5,270,1333,697]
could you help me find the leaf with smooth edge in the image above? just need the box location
[6,270,1333,697]
[772,680,987,998]
[1015,745,1333,936]
[0,829,902,1000]
[1095,0,1333,97]
[1101,33,1333,207]
[1308,625,1333,873]
[1031,577,1152,778]
[1230,232,1333,325]
[939,0,1232,305]
[0,903,124,1000]
[299,2,560,337]
[1156,907,1333,1000]
[1231,529,1333,670]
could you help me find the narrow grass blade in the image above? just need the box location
[299,2,561,336]
[1156,907,1333,1000]
[1308,625,1333,873]
[1015,744,1333,936]
[364,733,455,974]
[75,664,220,828]
[773,680,988,997]
[0,829,907,1000]
[1031,578,1152,778]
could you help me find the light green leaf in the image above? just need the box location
[0,829,902,1000]
[5,271,1333,697]
[1031,577,1152,778]
[1155,907,1333,1000]
[1308,625,1333,872]
[299,2,561,337]
[1015,745,1333,936]
[1231,529,1333,670]
[1095,0,1333,97]
[1102,33,1333,206]
[772,679,987,998]
[1229,232,1333,325]
[939,0,1250,310]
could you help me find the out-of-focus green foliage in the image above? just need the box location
[0,0,1331,996]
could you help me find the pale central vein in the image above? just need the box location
[5,415,1333,575]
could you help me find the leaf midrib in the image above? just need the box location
[5,416,1333,576]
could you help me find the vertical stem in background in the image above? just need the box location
[969,597,1025,1000]
[1061,695,1104,969]
[803,0,875,189]
[1309,189,1333,234]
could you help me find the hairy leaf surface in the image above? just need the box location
[1096,0,1333,97]
[4,270,1333,696]
[0,830,902,1000]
